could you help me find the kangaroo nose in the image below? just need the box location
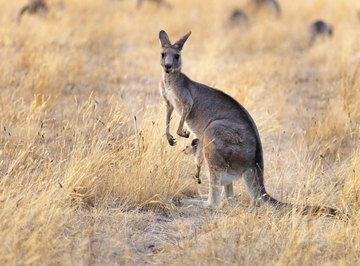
[165,64,171,69]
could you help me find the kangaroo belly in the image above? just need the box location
[220,173,240,185]
[185,118,203,137]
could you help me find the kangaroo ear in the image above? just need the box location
[174,31,191,50]
[159,30,171,48]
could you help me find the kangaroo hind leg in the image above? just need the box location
[180,167,223,209]
[222,183,234,198]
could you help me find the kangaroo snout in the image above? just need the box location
[164,64,172,72]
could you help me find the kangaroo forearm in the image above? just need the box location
[165,104,176,146]
[165,104,174,135]
[177,116,185,132]
[176,103,192,138]
[177,114,190,138]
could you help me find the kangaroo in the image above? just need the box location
[229,9,250,27]
[137,0,172,9]
[158,30,347,218]
[309,20,333,46]
[248,0,281,18]
[183,138,202,184]
[18,0,48,22]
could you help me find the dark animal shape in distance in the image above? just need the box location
[18,0,48,22]
[137,0,172,9]
[309,20,333,46]
[250,0,281,17]
[229,9,250,27]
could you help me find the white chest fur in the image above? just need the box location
[162,84,182,114]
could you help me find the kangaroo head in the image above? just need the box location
[159,30,191,74]
[183,138,199,155]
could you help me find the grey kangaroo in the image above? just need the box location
[159,30,346,218]
[18,0,48,22]
[309,20,334,46]
[249,0,281,17]
[229,9,250,27]
[137,0,172,9]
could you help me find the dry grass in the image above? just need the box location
[0,0,360,265]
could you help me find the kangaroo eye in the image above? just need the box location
[161,52,165,58]
[174,54,180,60]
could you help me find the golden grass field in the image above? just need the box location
[0,0,360,265]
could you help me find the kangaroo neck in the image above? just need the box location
[162,71,181,87]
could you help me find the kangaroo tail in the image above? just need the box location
[260,192,350,220]
[251,121,349,220]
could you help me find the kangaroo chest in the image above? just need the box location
[162,84,183,114]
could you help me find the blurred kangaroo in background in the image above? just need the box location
[229,9,250,28]
[309,20,334,46]
[158,30,346,218]
[18,0,48,22]
[137,0,172,9]
[248,0,281,17]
